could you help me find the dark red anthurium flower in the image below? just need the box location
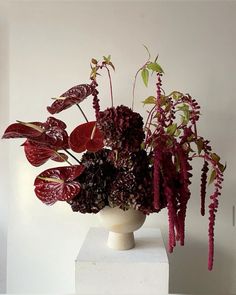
[69,121,104,153]
[2,117,69,150]
[2,121,43,139]
[23,140,68,167]
[47,84,94,114]
[34,165,84,205]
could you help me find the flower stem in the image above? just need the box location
[105,65,114,107]
[63,148,81,164]
[76,104,89,122]
[54,151,73,166]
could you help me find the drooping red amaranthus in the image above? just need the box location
[200,160,209,216]
[153,147,161,210]
[176,146,192,246]
[91,80,100,118]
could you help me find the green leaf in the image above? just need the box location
[167,123,177,136]
[196,138,204,154]
[208,169,216,185]
[180,115,188,125]
[218,162,225,173]
[103,55,111,63]
[172,91,183,100]
[147,62,164,73]
[143,44,151,60]
[108,61,115,71]
[142,96,156,105]
[140,142,145,150]
[141,68,149,87]
[174,129,181,137]
[178,104,190,125]
[91,58,98,65]
[211,152,221,163]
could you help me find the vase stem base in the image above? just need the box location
[107,232,134,250]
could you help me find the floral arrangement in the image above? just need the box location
[2,51,225,270]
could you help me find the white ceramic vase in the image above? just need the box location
[98,206,146,250]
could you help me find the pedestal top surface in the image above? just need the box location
[76,227,168,264]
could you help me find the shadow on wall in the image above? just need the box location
[169,237,232,294]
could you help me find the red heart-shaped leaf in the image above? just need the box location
[45,117,67,130]
[2,123,42,139]
[34,165,84,205]
[47,84,94,114]
[24,140,55,166]
[69,121,104,153]
[23,140,68,166]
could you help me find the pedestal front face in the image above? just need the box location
[75,228,169,295]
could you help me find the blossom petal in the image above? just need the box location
[47,84,94,114]
[2,123,42,139]
[34,165,84,205]
[69,121,104,153]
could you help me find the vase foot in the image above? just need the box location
[107,232,135,250]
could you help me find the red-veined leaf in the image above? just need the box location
[45,117,67,129]
[34,165,84,205]
[23,140,56,166]
[47,84,94,114]
[23,140,68,166]
[69,121,104,153]
[2,123,42,139]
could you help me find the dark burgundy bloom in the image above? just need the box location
[34,165,84,205]
[109,150,156,214]
[68,149,117,213]
[97,105,145,152]
[47,84,94,114]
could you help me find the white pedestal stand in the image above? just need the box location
[75,227,169,295]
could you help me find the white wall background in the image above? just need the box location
[0,2,9,293]
[0,0,235,294]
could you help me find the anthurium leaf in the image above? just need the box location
[45,117,67,130]
[2,123,42,139]
[69,121,104,153]
[23,140,56,167]
[208,169,216,185]
[167,123,177,136]
[141,68,149,87]
[34,165,84,205]
[47,84,94,114]
[142,96,156,105]
[42,126,69,149]
[147,62,164,73]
